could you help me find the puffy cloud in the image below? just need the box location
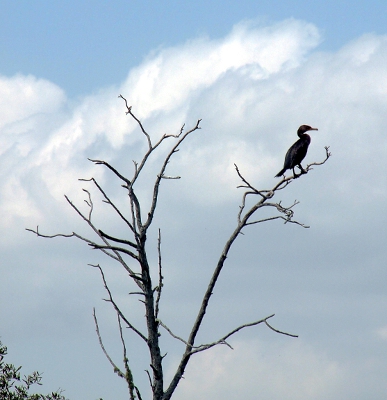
[173,339,344,400]
[122,19,320,117]
[0,74,65,131]
[0,18,322,229]
[2,21,387,226]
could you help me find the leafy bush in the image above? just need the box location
[0,340,67,400]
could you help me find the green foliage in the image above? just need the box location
[0,340,68,400]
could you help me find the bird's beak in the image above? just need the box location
[310,127,318,131]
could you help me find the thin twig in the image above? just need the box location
[135,387,143,400]
[117,314,137,400]
[87,158,131,187]
[26,226,74,239]
[119,95,183,186]
[91,264,148,342]
[306,146,331,169]
[234,164,263,197]
[145,369,153,390]
[158,320,191,347]
[119,95,152,149]
[144,119,201,230]
[189,314,298,355]
[82,188,94,220]
[80,177,135,233]
[98,230,137,249]
[26,226,126,263]
[93,308,125,379]
[88,243,139,260]
[265,319,298,337]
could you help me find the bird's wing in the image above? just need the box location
[284,139,310,168]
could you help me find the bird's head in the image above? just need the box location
[298,125,318,135]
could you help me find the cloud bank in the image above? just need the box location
[1,18,387,399]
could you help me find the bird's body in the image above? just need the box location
[275,125,318,178]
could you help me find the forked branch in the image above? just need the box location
[164,146,331,399]
[158,313,297,355]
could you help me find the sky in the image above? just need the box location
[1,1,387,399]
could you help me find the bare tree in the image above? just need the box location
[27,96,331,400]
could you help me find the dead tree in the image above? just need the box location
[27,95,331,400]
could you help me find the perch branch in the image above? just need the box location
[164,146,331,399]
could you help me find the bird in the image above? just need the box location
[275,125,318,178]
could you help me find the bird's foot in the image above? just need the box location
[295,166,307,177]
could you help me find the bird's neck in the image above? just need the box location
[298,132,310,139]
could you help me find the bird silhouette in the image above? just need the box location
[275,125,318,178]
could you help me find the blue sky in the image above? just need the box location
[1,1,387,400]
[1,1,386,96]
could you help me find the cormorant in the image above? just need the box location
[275,125,318,178]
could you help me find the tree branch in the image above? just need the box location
[93,308,125,379]
[88,243,139,260]
[92,264,148,342]
[87,158,132,187]
[119,94,152,149]
[306,146,331,170]
[157,320,191,347]
[144,119,201,231]
[164,146,331,399]
[155,229,163,319]
[264,319,298,337]
[98,230,137,249]
[118,95,184,186]
[190,314,298,355]
[117,314,137,400]
[80,177,136,234]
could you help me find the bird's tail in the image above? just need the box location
[275,168,286,178]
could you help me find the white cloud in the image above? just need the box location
[121,19,320,118]
[0,18,323,227]
[1,175,42,224]
[173,339,344,400]
[376,326,387,340]
[0,74,65,131]
[2,21,387,226]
